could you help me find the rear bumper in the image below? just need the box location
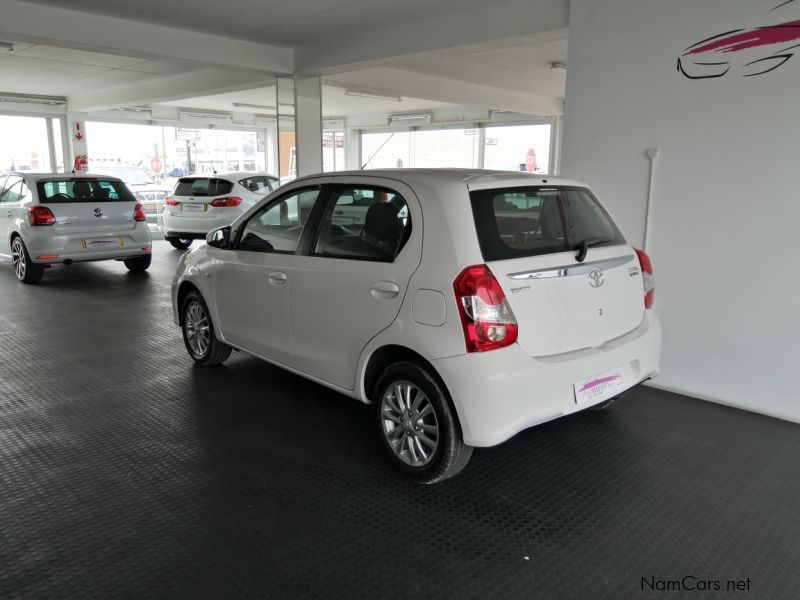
[162,213,236,237]
[24,226,152,264]
[431,311,662,447]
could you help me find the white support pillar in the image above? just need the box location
[294,75,323,177]
[67,113,89,172]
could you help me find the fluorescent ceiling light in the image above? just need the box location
[113,106,151,113]
[550,62,567,73]
[345,89,402,102]
[233,102,276,111]
[389,113,431,122]
[180,110,232,120]
[0,42,14,52]
[0,92,66,106]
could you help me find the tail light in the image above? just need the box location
[28,206,56,226]
[133,203,147,222]
[164,195,178,206]
[454,264,518,353]
[209,196,242,208]
[634,248,655,308]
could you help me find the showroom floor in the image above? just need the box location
[1,241,798,599]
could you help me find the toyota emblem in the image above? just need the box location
[93,208,103,218]
[588,269,604,288]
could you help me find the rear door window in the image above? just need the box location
[37,179,136,203]
[174,178,233,197]
[238,176,275,195]
[469,186,625,261]
[0,177,24,202]
[314,186,412,262]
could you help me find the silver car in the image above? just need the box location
[0,172,153,284]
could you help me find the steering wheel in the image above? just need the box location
[49,193,72,201]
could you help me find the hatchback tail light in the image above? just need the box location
[454,264,518,353]
[133,203,147,222]
[634,248,655,308]
[28,206,56,226]
[164,195,178,206]
[209,196,242,208]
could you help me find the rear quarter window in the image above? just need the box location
[174,178,233,197]
[469,186,626,261]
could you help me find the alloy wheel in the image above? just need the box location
[380,380,439,467]
[184,300,211,358]
[11,239,26,280]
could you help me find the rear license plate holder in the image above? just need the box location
[574,366,627,405]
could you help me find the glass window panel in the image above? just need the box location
[483,124,552,174]
[0,115,51,172]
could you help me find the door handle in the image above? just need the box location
[5,211,11,217]
[370,281,400,299]
[268,271,288,286]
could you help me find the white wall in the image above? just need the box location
[563,0,800,422]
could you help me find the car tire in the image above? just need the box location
[587,389,631,411]
[181,291,232,366]
[124,254,151,273]
[168,238,193,250]
[11,236,44,284]
[374,361,472,484]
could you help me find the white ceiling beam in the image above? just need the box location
[325,67,563,116]
[0,0,292,74]
[68,68,273,112]
[295,0,569,74]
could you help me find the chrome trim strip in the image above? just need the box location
[508,255,635,280]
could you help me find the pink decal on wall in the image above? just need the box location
[678,1,800,78]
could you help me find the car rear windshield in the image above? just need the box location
[469,186,626,261]
[36,179,136,203]
[174,178,233,197]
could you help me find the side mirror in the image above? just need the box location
[207,226,231,249]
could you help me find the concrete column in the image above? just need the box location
[67,113,89,172]
[294,75,323,177]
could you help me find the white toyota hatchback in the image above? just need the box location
[0,172,152,284]
[171,170,661,482]
[162,172,279,250]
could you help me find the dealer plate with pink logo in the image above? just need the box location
[574,367,628,405]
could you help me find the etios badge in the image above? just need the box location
[93,208,103,218]
[588,269,604,288]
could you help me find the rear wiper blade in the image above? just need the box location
[574,238,613,263]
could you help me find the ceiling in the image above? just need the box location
[20,0,524,46]
[159,86,455,118]
[0,41,195,96]
[392,38,568,99]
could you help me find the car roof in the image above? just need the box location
[294,168,586,190]
[177,171,278,182]
[0,172,125,183]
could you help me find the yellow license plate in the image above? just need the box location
[142,204,158,211]
[81,238,124,249]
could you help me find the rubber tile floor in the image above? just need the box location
[0,241,798,600]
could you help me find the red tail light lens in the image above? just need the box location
[133,203,147,222]
[164,195,178,206]
[28,206,56,226]
[634,248,655,308]
[454,264,518,353]
[209,196,242,208]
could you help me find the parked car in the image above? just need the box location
[0,172,152,284]
[171,169,662,482]
[92,164,170,226]
[162,172,280,250]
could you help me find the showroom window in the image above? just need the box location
[0,115,56,173]
[361,121,552,173]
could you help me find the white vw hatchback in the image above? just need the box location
[0,172,153,284]
[171,170,661,482]
[162,172,279,250]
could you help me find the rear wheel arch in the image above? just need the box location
[362,345,447,403]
